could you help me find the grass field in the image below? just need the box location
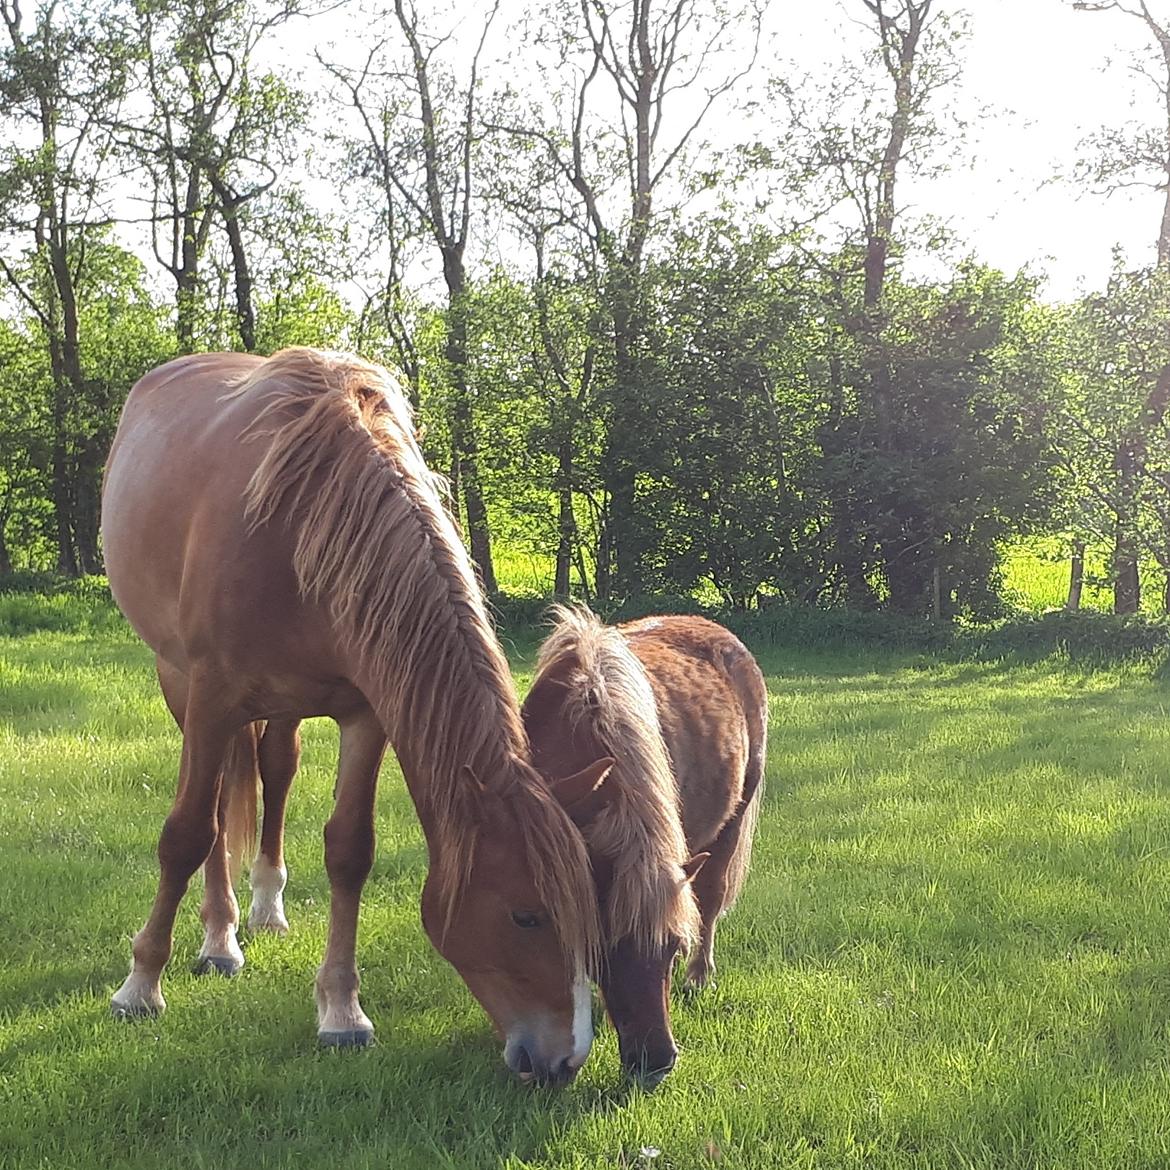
[5,609,1170,1168]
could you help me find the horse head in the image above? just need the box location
[419,756,610,1084]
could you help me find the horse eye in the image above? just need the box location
[511,910,542,929]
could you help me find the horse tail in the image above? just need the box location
[221,722,263,883]
[722,652,768,911]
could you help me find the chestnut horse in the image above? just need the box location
[101,348,607,1083]
[522,608,768,1085]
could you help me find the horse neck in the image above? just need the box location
[348,608,530,835]
[526,646,698,952]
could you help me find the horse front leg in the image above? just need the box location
[315,707,386,1047]
[113,678,239,1017]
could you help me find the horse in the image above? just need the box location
[100,347,610,1084]
[521,607,768,1086]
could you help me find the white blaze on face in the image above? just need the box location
[569,970,593,1070]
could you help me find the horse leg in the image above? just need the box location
[112,674,239,1016]
[315,708,386,1047]
[154,659,250,977]
[194,724,261,975]
[685,760,765,990]
[248,718,301,935]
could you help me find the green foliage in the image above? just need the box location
[629,223,811,607]
[254,275,355,352]
[1057,263,1170,575]
[0,0,1164,623]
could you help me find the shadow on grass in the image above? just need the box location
[0,950,645,1170]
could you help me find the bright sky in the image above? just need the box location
[288,0,1164,304]
[785,0,1164,298]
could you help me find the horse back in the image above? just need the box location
[620,616,768,850]
[101,352,346,706]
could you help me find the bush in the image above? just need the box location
[0,575,124,636]
[490,591,1170,667]
[955,610,1170,665]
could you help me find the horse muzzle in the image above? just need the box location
[504,1033,585,1086]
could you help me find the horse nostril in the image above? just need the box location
[513,1045,533,1076]
[549,1056,579,1085]
[626,1043,677,1088]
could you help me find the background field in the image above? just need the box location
[4,600,1170,1168]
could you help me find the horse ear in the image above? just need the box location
[551,757,615,823]
[681,853,710,883]
[461,764,489,799]
[461,764,485,790]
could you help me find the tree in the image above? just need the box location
[774,0,966,610]
[321,0,502,591]
[1070,0,1170,610]
[110,0,306,352]
[491,0,763,599]
[0,0,130,573]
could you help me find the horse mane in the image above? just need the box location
[537,605,700,955]
[230,348,599,972]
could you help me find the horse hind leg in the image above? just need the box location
[686,725,766,990]
[248,718,301,935]
[112,675,241,1017]
[151,659,253,978]
[194,723,262,975]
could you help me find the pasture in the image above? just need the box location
[4,602,1170,1168]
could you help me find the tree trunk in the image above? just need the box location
[221,202,257,351]
[51,437,77,577]
[175,177,202,353]
[603,282,642,599]
[213,181,257,352]
[445,284,496,594]
[594,497,612,604]
[554,436,574,600]
[1065,540,1085,611]
[74,442,103,574]
[1114,441,1141,614]
[1114,549,1140,614]
[0,496,13,576]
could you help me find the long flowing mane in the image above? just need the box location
[230,348,599,970]
[537,605,700,954]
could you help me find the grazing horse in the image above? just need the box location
[522,608,768,1085]
[101,348,607,1083]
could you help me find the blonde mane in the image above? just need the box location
[537,605,700,955]
[232,348,599,971]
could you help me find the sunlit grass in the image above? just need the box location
[1000,540,1168,616]
[5,617,1170,1167]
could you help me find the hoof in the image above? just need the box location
[684,961,714,990]
[111,999,162,1020]
[318,1027,375,1049]
[194,955,243,977]
[247,913,289,936]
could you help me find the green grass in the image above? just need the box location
[1000,541,1168,616]
[5,616,1170,1168]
